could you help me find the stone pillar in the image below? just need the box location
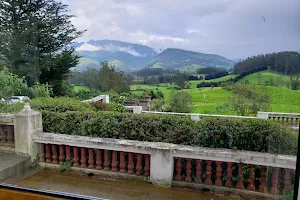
[150,149,174,187]
[191,115,200,121]
[257,112,269,120]
[14,104,42,161]
[133,106,143,114]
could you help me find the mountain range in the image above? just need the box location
[73,40,235,72]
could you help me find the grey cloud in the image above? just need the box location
[65,0,300,58]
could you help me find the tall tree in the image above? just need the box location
[99,62,129,93]
[167,91,193,113]
[0,0,84,94]
[222,84,272,116]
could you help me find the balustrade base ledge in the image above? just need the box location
[39,162,149,182]
[172,181,281,200]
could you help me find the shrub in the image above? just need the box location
[0,103,24,113]
[92,101,114,111]
[41,111,297,155]
[193,117,297,155]
[0,97,95,113]
[30,97,95,112]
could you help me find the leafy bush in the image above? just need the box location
[30,97,95,112]
[0,68,28,100]
[0,103,24,113]
[193,117,297,155]
[283,185,294,200]
[27,82,52,98]
[0,97,95,113]
[92,101,114,111]
[41,111,297,155]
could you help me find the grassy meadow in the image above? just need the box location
[73,70,300,114]
[130,70,300,114]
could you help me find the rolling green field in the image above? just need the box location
[72,70,300,114]
[130,70,300,114]
[73,85,90,92]
[238,69,291,86]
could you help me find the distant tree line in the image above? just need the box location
[133,68,203,85]
[68,62,130,93]
[233,51,300,75]
[196,67,229,80]
[197,66,268,88]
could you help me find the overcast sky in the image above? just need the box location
[64,0,300,59]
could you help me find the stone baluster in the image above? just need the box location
[65,146,71,162]
[196,159,201,182]
[259,166,266,193]
[206,160,212,185]
[111,151,118,172]
[45,144,51,163]
[127,152,134,174]
[80,147,87,168]
[144,154,150,176]
[7,125,14,144]
[39,143,45,162]
[248,165,256,191]
[59,145,65,164]
[215,161,222,186]
[96,149,102,169]
[281,117,285,125]
[51,144,58,164]
[119,151,126,173]
[136,153,142,175]
[103,150,110,170]
[271,167,279,194]
[226,162,233,187]
[0,125,6,143]
[291,118,294,126]
[284,168,291,190]
[73,147,79,167]
[236,163,244,189]
[296,118,299,127]
[88,148,94,169]
[175,158,182,181]
[185,158,192,182]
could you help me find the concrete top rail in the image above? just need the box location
[259,111,300,118]
[0,114,14,125]
[32,132,296,170]
[142,111,257,119]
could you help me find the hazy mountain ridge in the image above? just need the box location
[72,40,234,72]
[146,48,235,70]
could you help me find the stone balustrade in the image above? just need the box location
[124,106,143,114]
[258,112,300,128]
[1,105,298,198]
[32,132,296,197]
[144,111,300,130]
[142,111,257,121]
[0,114,15,147]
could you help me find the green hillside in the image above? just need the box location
[130,70,300,114]
[146,48,234,71]
[238,69,291,87]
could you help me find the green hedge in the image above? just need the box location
[0,97,95,113]
[41,111,297,155]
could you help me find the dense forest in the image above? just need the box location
[233,51,300,75]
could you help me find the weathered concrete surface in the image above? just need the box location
[14,104,43,161]
[0,151,30,181]
[16,169,264,200]
[150,149,174,186]
[0,114,14,125]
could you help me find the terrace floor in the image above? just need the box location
[15,169,264,200]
